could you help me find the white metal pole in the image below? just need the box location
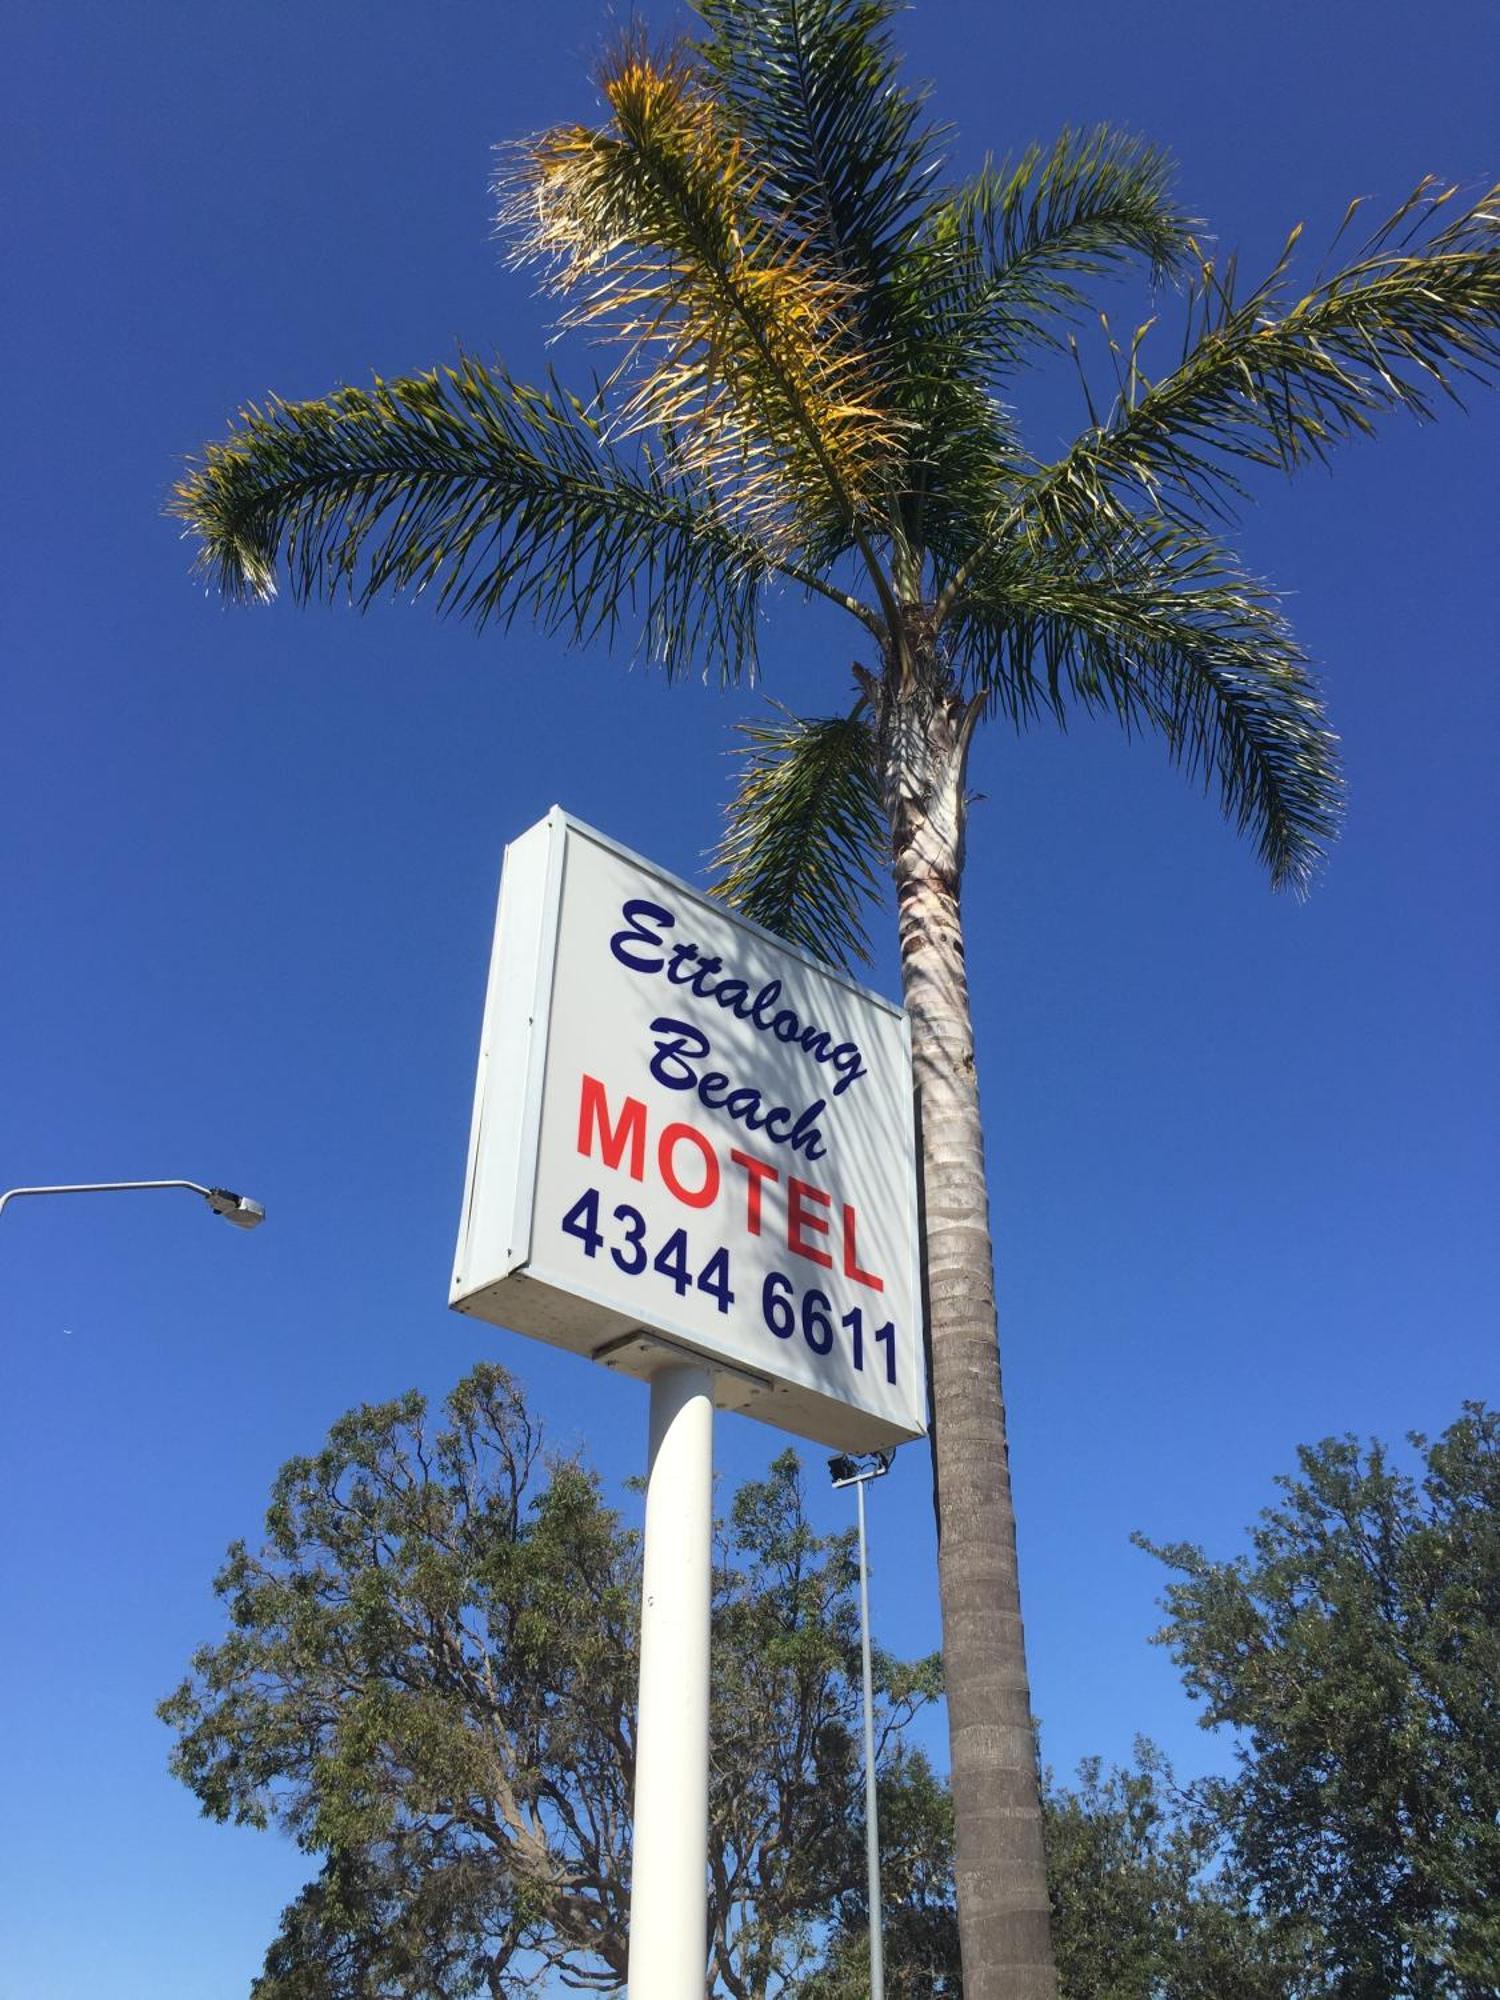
[857,1474,886,2000]
[628,1360,714,1998]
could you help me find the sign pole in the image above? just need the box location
[627,1358,714,1996]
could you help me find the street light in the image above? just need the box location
[0,1180,266,1227]
[830,1446,896,2000]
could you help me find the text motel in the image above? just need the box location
[577,1073,884,1292]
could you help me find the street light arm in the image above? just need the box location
[0,1181,265,1227]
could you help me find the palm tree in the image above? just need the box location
[174,4,1500,1993]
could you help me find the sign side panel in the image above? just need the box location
[450,819,554,1302]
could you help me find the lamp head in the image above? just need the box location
[828,1449,896,1488]
[206,1187,265,1229]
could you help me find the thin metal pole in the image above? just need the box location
[628,1361,714,1998]
[857,1474,886,2000]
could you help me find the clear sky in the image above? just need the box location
[3,3,1496,1994]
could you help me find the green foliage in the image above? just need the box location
[1019,183,1500,543]
[162,1373,938,1997]
[806,1407,1500,2000]
[709,1451,940,1990]
[249,1848,511,2000]
[712,705,886,965]
[694,0,938,297]
[1044,1748,1321,2000]
[942,127,1195,371]
[794,1746,962,1997]
[799,1742,1318,2000]
[167,1367,1500,1997]
[948,521,1342,890]
[176,0,1500,959]
[161,1365,635,1988]
[693,0,947,593]
[174,359,772,682]
[1139,1404,1500,1997]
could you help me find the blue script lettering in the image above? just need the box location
[610,898,675,974]
[647,1018,828,1162]
[610,899,870,1096]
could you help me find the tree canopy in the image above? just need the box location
[164,1381,1500,1997]
[1140,1404,1500,1999]
[160,1363,938,1996]
[175,1,1500,947]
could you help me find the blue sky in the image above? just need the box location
[3,2,1496,1994]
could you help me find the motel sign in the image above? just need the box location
[451,809,925,1450]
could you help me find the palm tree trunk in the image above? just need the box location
[880,649,1057,2000]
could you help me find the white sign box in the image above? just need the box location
[452,810,925,1450]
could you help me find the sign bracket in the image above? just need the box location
[591,1327,776,1414]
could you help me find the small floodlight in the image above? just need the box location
[828,1450,894,1489]
[205,1187,266,1229]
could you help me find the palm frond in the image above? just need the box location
[499,43,907,566]
[940,127,1195,370]
[693,0,938,292]
[863,127,1188,573]
[1007,178,1500,543]
[713,704,885,968]
[172,357,779,680]
[948,525,1342,890]
[691,0,947,577]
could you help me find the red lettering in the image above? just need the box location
[577,1074,646,1180]
[730,1148,779,1235]
[659,1123,719,1208]
[787,1177,833,1268]
[841,1203,884,1292]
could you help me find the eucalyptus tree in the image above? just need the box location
[163,1365,939,1997]
[1141,1405,1500,1995]
[174,3,1500,1991]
